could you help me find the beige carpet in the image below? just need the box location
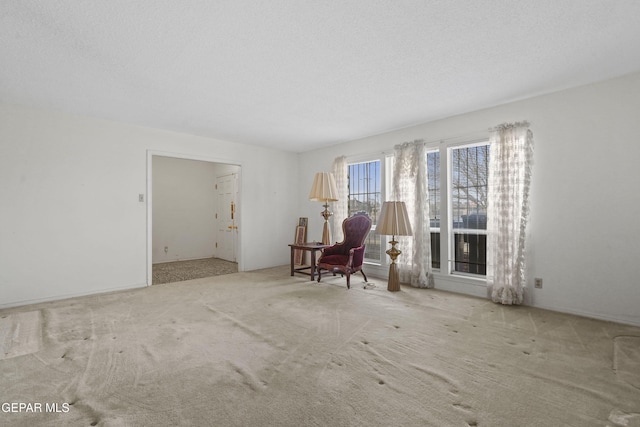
[152,257,238,284]
[1,267,639,426]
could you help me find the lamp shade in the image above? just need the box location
[375,201,412,236]
[308,172,339,202]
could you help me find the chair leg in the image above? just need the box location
[346,273,351,289]
[360,269,368,282]
[317,268,322,283]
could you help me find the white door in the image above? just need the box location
[216,173,238,262]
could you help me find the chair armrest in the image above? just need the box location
[322,244,345,256]
[349,245,366,268]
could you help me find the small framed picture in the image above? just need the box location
[294,225,306,265]
[298,217,308,227]
[295,225,306,244]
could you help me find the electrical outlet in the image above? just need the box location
[139,194,144,202]
[164,246,168,254]
[534,278,543,289]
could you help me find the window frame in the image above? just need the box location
[426,148,442,270]
[447,141,489,277]
[426,137,490,280]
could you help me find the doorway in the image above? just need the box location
[146,151,242,286]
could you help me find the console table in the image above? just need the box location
[288,242,330,281]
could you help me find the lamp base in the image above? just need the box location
[387,262,400,292]
[321,220,331,245]
[320,203,333,245]
[386,237,401,292]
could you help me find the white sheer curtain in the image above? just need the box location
[487,122,534,305]
[391,141,434,288]
[331,156,348,243]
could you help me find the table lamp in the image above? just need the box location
[308,172,339,244]
[375,201,412,292]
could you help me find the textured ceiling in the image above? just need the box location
[2,1,640,153]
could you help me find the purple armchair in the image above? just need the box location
[317,213,372,289]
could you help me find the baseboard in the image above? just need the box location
[152,255,217,265]
[528,303,640,328]
[0,282,149,310]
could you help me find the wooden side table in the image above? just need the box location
[288,242,331,281]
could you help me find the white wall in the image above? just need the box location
[298,71,640,326]
[3,72,639,326]
[152,156,239,263]
[0,104,298,307]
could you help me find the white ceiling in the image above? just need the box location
[2,1,640,153]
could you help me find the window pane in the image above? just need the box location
[348,161,381,223]
[453,233,486,275]
[364,233,381,260]
[451,145,489,230]
[430,232,441,269]
[348,160,381,262]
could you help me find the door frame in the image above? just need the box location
[146,150,243,286]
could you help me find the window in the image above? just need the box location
[450,143,489,275]
[348,160,381,262]
[344,140,490,276]
[427,150,441,269]
[425,142,489,276]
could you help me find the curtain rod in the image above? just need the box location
[338,121,531,162]
[339,128,490,161]
[423,128,492,146]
